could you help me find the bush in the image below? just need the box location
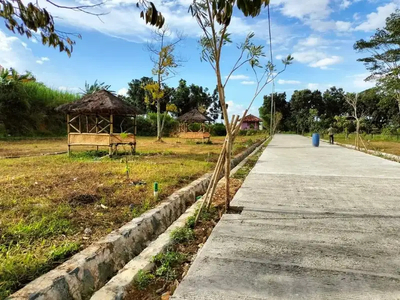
[136,113,178,137]
[0,81,78,137]
[211,123,226,136]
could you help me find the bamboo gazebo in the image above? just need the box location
[56,90,141,156]
[177,108,213,142]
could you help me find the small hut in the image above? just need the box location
[56,90,141,156]
[177,108,213,142]
[241,114,261,130]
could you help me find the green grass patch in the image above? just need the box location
[152,251,187,281]
[170,227,195,244]
[134,270,155,290]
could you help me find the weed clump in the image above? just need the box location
[152,251,186,281]
[134,270,155,290]
[170,227,195,244]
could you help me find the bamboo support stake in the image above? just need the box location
[67,114,70,155]
[195,138,227,222]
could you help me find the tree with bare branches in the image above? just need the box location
[345,93,367,151]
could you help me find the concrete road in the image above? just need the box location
[172,134,400,300]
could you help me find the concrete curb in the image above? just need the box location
[9,138,265,300]
[90,137,269,300]
[320,138,400,162]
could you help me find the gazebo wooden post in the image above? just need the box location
[134,116,137,153]
[67,114,71,155]
[78,114,82,133]
[95,115,99,152]
[109,114,114,157]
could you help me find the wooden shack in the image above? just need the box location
[177,108,213,142]
[240,114,261,130]
[56,90,141,156]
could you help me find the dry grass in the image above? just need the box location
[0,134,265,298]
[333,134,400,156]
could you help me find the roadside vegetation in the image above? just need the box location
[127,139,268,299]
[0,135,265,298]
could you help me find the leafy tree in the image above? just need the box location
[172,79,221,120]
[354,10,400,111]
[126,77,155,113]
[259,92,291,132]
[81,80,113,95]
[146,28,183,141]
[290,89,323,134]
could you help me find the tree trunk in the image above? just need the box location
[157,100,161,141]
[225,136,232,211]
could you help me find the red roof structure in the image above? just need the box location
[242,114,261,122]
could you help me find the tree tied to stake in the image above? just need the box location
[188,0,292,217]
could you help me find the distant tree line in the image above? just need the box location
[259,87,400,135]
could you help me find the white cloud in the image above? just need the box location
[292,49,326,64]
[36,57,50,64]
[340,0,351,9]
[227,74,249,80]
[241,81,256,85]
[0,30,37,71]
[272,0,331,20]
[278,79,301,85]
[353,12,360,20]
[298,36,322,47]
[276,55,283,60]
[117,87,128,96]
[292,50,343,69]
[350,73,376,89]
[335,21,352,32]
[355,2,398,32]
[309,56,343,69]
[308,83,320,90]
[226,100,258,119]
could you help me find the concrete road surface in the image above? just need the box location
[172,134,400,300]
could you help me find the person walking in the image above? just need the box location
[328,126,335,144]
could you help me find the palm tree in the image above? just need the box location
[0,68,35,85]
[81,80,114,95]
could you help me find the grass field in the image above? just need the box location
[0,135,265,298]
[324,133,400,156]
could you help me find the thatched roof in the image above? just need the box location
[242,114,261,122]
[177,109,213,123]
[56,90,141,115]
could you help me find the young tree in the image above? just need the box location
[189,0,292,213]
[345,93,366,150]
[146,27,183,142]
[354,10,400,112]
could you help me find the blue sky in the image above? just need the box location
[0,0,398,117]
